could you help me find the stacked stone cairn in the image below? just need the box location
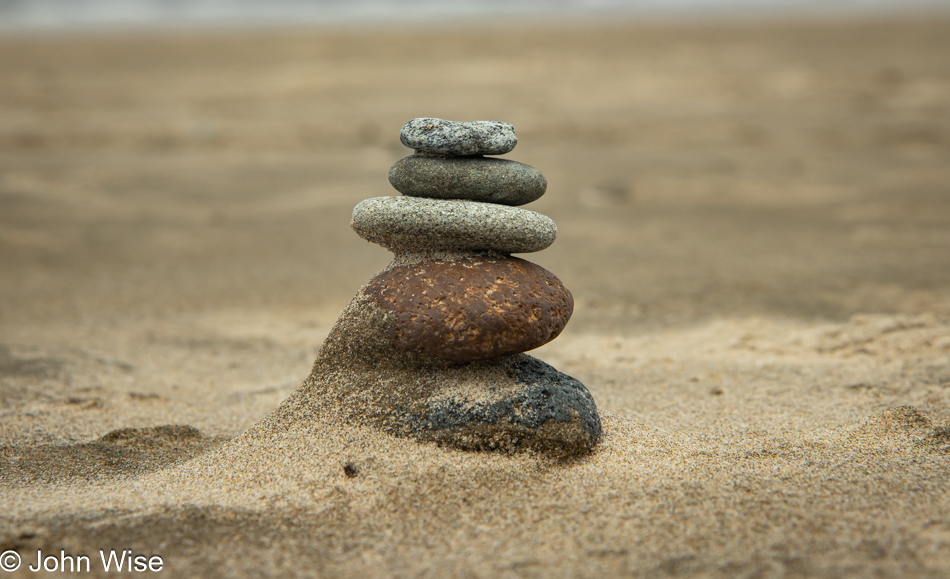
[303,118,602,456]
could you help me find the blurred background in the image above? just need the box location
[2,4,950,574]
[1,0,949,334]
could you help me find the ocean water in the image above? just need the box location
[0,0,947,30]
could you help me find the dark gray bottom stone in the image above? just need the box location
[424,357,601,455]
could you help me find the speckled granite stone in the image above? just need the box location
[389,155,546,206]
[351,196,556,254]
[400,118,517,156]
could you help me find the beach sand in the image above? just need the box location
[1,15,950,577]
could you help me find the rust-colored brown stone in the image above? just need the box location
[365,256,574,363]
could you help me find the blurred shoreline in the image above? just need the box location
[2,0,950,33]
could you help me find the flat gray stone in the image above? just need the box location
[351,196,556,254]
[400,118,517,156]
[389,155,546,206]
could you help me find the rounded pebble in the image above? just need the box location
[389,155,546,206]
[351,196,556,254]
[400,118,517,156]
[365,256,573,362]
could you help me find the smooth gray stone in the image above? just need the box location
[389,155,546,206]
[400,118,517,156]
[351,196,556,254]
